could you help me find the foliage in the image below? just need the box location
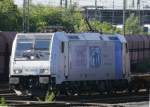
[0,97,7,106]
[89,19,121,34]
[45,91,55,102]
[29,5,63,32]
[0,0,22,31]
[37,91,55,102]
[61,6,120,33]
[28,5,87,32]
[0,1,122,33]
[62,7,85,32]
[125,14,144,35]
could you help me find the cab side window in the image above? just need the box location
[61,42,64,53]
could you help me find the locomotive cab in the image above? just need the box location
[9,33,55,96]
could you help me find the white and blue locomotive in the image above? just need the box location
[9,32,130,96]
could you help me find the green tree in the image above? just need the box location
[125,14,143,35]
[61,6,87,32]
[88,19,121,34]
[0,97,7,106]
[0,0,22,31]
[29,5,63,32]
[28,5,86,32]
[20,3,121,33]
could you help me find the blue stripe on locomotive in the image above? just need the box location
[115,41,122,79]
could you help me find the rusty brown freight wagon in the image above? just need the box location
[0,32,16,82]
[125,35,150,90]
[125,35,150,70]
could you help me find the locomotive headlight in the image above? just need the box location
[14,69,22,74]
[39,77,49,84]
[40,69,49,74]
[9,77,19,84]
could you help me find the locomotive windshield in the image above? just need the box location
[15,38,50,61]
[35,40,50,50]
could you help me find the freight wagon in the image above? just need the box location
[0,32,16,82]
[125,35,150,90]
[9,32,130,97]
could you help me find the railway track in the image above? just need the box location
[56,91,149,103]
[0,83,149,107]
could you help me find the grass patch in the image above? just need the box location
[37,91,55,102]
[45,91,55,102]
[0,97,7,106]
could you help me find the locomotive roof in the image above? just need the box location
[15,32,126,43]
[16,33,53,40]
[66,33,126,43]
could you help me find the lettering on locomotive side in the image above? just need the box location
[89,46,101,68]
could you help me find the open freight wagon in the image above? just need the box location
[0,32,16,82]
[125,35,150,90]
[125,35,150,74]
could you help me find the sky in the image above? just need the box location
[13,0,150,9]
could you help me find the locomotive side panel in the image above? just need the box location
[67,40,120,81]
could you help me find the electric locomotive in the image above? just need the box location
[9,32,130,97]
